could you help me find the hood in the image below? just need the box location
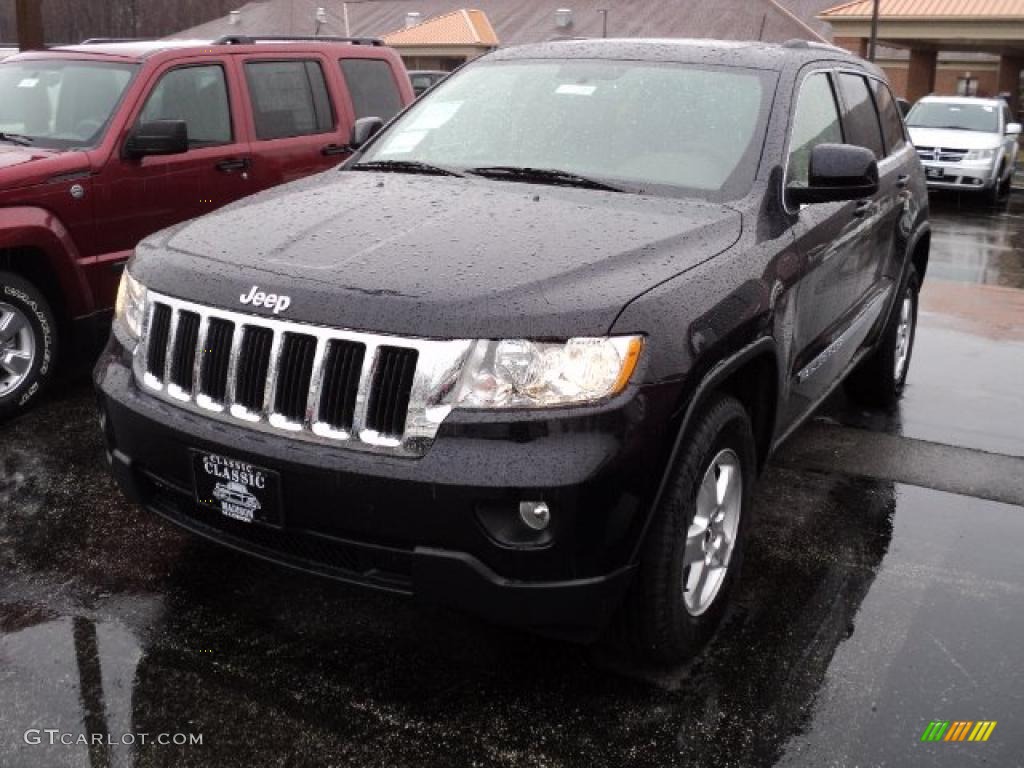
[907,126,1002,151]
[0,145,88,191]
[134,171,742,339]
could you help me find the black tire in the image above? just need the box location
[988,166,1009,208]
[615,394,756,665]
[845,266,919,408]
[0,271,58,421]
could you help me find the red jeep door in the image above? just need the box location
[89,58,254,305]
[236,55,348,191]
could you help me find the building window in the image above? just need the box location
[956,75,979,97]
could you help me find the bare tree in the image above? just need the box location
[0,0,240,44]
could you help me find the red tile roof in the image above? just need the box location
[382,9,498,47]
[821,0,1024,18]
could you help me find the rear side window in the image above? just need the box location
[788,73,843,187]
[245,60,334,140]
[340,59,403,121]
[870,79,906,154]
[140,64,232,145]
[837,73,885,159]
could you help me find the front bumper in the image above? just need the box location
[95,339,681,637]
[920,159,998,191]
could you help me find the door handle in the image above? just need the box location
[321,143,350,157]
[896,174,910,189]
[216,158,251,173]
[852,199,873,218]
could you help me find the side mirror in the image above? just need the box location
[1006,122,1022,136]
[787,144,879,206]
[350,116,384,150]
[125,120,188,159]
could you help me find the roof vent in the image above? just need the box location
[555,8,574,28]
[229,10,242,26]
[405,12,422,29]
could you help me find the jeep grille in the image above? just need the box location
[134,292,474,457]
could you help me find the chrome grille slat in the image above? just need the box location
[192,313,210,397]
[163,310,180,396]
[304,337,329,429]
[132,291,474,458]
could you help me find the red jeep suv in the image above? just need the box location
[0,36,412,419]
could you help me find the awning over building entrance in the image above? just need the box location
[821,0,1024,107]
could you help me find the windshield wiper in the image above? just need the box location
[350,159,466,177]
[468,166,626,192]
[0,132,34,146]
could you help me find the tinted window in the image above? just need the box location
[340,59,403,121]
[870,79,906,154]
[246,60,334,140]
[837,73,885,159]
[361,61,775,200]
[140,65,232,145]
[906,101,1000,132]
[788,73,843,187]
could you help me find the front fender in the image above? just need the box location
[0,206,93,317]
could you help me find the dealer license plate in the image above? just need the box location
[192,451,281,525]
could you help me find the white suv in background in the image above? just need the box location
[906,95,1020,204]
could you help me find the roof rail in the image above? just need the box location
[782,38,847,53]
[80,37,149,44]
[213,35,384,47]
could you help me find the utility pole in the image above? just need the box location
[868,0,881,61]
[598,9,608,38]
[15,0,45,51]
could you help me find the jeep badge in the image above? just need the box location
[240,285,291,315]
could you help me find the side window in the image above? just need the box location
[139,65,232,146]
[788,72,843,187]
[870,79,907,154]
[340,59,403,121]
[245,60,334,140]
[837,73,885,159]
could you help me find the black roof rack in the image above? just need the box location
[80,38,149,44]
[212,35,383,47]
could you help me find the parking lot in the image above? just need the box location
[1,194,1023,767]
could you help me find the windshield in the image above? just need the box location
[906,101,1000,133]
[357,60,776,199]
[0,59,137,149]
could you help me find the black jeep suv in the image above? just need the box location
[95,39,929,663]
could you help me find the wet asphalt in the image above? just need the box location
[2,194,1024,767]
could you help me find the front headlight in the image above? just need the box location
[113,270,147,348]
[450,336,643,408]
[964,148,996,162]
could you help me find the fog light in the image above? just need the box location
[519,501,551,531]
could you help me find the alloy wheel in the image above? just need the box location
[0,301,36,396]
[683,448,743,616]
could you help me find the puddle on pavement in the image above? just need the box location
[4,397,1022,768]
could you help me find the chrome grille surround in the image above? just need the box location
[133,291,475,457]
[915,146,968,164]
